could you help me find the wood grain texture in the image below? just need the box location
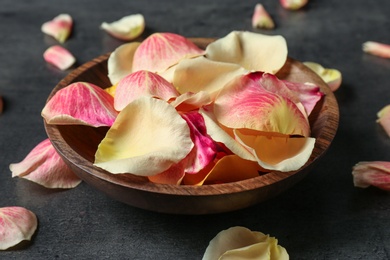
[44,38,339,215]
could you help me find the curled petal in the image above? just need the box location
[303,62,342,92]
[170,91,212,112]
[43,45,76,70]
[205,31,287,74]
[115,70,179,111]
[280,0,308,10]
[101,14,145,41]
[41,14,72,43]
[42,82,118,127]
[363,41,390,59]
[9,139,81,189]
[132,32,205,73]
[202,226,289,260]
[252,4,275,29]
[377,105,390,137]
[107,42,141,85]
[94,96,194,176]
[0,207,38,250]
[352,161,390,191]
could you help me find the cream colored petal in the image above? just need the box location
[205,31,287,74]
[107,42,141,85]
[94,96,193,176]
[43,45,76,70]
[377,105,390,137]
[363,41,390,59]
[170,91,212,112]
[41,14,72,43]
[101,14,145,41]
[352,161,390,190]
[303,62,342,92]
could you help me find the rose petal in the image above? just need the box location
[114,70,179,111]
[363,41,390,59]
[107,42,141,85]
[94,96,194,176]
[352,161,390,191]
[100,14,145,41]
[9,139,81,189]
[105,84,117,97]
[42,82,118,127]
[132,32,205,73]
[205,31,287,74]
[377,105,390,137]
[202,226,289,260]
[170,91,212,112]
[252,4,275,29]
[0,207,38,250]
[280,0,308,10]
[43,45,76,70]
[303,62,342,92]
[147,159,186,185]
[41,14,72,43]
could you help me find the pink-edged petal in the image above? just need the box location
[43,45,76,70]
[0,207,38,250]
[107,42,141,85]
[132,32,205,73]
[148,159,186,185]
[41,14,72,43]
[377,105,390,137]
[170,91,212,112]
[363,41,390,59]
[214,74,310,136]
[9,139,81,189]
[303,62,342,92]
[42,82,118,127]
[205,31,287,74]
[94,96,194,176]
[100,14,145,41]
[202,226,289,260]
[252,4,275,29]
[352,161,390,191]
[280,0,308,10]
[114,70,179,111]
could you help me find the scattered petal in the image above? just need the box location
[9,139,81,189]
[170,91,212,112]
[101,14,145,41]
[94,96,194,176]
[303,62,342,92]
[352,161,390,191]
[132,32,205,73]
[280,0,308,10]
[252,4,275,29]
[41,14,72,43]
[377,105,390,137]
[205,31,287,74]
[202,226,289,260]
[114,70,179,111]
[43,45,76,70]
[0,207,38,250]
[107,42,141,85]
[363,41,390,59]
[42,82,118,127]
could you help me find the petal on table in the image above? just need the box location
[363,41,390,59]
[101,14,145,41]
[251,3,275,29]
[303,61,342,92]
[377,105,390,137]
[9,139,81,189]
[132,32,204,73]
[107,42,141,85]
[205,31,287,74]
[280,0,308,10]
[0,207,38,250]
[94,96,194,176]
[214,74,310,136]
[114,70,179,111]
[41,14,72,43]
[235,130,316,172]
[170,91,212,112]
[352,161,390,191]
[43,45,76,70]
[42,82,118,127]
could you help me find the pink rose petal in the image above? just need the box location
[280,0,308,10]
[0,207,38,250]
[352,161,390,191]
[43,45,76,70]
[252,4,275,29]
[9,139,81,189]
[42,82,118,127]
[363,41,390,59]
[41,14,73,43]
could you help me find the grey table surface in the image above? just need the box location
[1,0,390,259]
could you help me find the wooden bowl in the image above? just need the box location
[44,38,339,215]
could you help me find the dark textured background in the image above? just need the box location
[1,0,390,259]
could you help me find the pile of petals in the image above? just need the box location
[37,31,323,186]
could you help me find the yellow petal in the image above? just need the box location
[105,84,117,97]
[303,62,342,92]
[377,104,390,137]
[101,14,145,41]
